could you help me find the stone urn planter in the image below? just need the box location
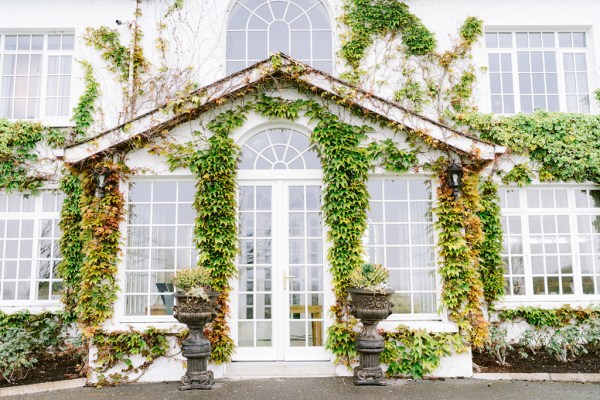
[173,291,219,390]
[348,288,394,386]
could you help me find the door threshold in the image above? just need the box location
[225,361,336,378]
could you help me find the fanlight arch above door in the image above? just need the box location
[239,128,321,170]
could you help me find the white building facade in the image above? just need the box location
[0,0,598,380]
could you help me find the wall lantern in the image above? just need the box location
[446,162,463,200]
[95,170,109,198]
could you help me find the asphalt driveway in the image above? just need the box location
[8,377,600,400]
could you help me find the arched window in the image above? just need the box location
[239,128,320,170]
[226,0,333,74]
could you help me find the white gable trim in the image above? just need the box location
[63,55,505,164]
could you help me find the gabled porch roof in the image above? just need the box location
[63,54,505,164]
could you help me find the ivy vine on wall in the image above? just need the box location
[434,166,488,348]
[461,112,600,184]
[75,161,127,334]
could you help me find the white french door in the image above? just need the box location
[233,180,330,361]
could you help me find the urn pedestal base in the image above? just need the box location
[173,292,219,391]
[348,288,394,387]
[179,338,214,390]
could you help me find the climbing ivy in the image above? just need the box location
[381,326,465,379]
[476,178,505,305]
[366,138,419,173]
[76,162,127,334]
[84,26,147,83]
[497,305,600,329]
[461,111,600,184]
[165,109,243,363]
[57,172,85,323]
[92,327,171,385]
[310,106,371,300]
[0,119,51,192]
[340,0,436,73]
[72,61,100,138]
[501,163,534,187]
[434,166,488,348]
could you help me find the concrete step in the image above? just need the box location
[225,361,337,378]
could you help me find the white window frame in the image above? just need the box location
[365,174,443,322]
[498,184,600,306]
[0,190,63,309]
[484,28,595,114]
[0,31,75,124]
[225,0,334,74]
[118,177,197,323]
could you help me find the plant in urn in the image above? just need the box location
[348,263,394,386]
[171,267,218,390]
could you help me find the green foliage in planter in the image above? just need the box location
[76,162,127,334]
[92,327,170,385]
[57,172,86,323]
[341,0,436,73]
[381,326,465,379]
[545,325,587,362]
[476,178,505,304]
[461,111,600,184]
[483,324,512,366]
[171,267,212,299]
[348,262,390,292]
[0,311,81,384]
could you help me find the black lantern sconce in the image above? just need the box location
[446,162,463,200]
[95,169,109,198]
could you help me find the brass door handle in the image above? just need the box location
[283,274,295,287]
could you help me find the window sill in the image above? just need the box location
[3,117,74,128]
[496,296,600,309]
[379,319,456,333]
[0,302,62,313]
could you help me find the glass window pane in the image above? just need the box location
[558,32,572,47]
[48,35,61,50]
[572,32,586,47]
[498,33,512,48]
[516,32,528,48]
[485,32,498,48]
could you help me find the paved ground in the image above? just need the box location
[10,377,600,400]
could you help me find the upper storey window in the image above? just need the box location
[485,31,591,114]
[226,0,333,74]
[0,33,74,120]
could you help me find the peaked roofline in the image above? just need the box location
[63,54,505,164]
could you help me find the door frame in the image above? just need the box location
[231,176,333,361]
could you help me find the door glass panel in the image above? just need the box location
[288,185,324,348]
[238,186,273,348]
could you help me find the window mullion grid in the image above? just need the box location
[570,190,584,296]
[30,197,42,301]
[510,46,522,113]
[406,184,414,315]
[146,183,154,316]
[519,190,535,298]
[556,45,568,112]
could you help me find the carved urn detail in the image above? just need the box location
[348,288,394,386]
[173,291,219,390]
